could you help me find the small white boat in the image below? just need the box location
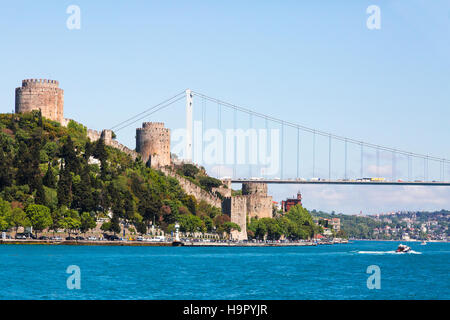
[396,244,411,253]
[421,241,427,245]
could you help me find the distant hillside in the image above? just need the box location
[310,209,449,240]
[0,111,231,236]
[310,210,381,239]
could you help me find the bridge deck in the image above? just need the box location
[230,180,450,186]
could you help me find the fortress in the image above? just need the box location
[15,79,64,123]
[13,79,171,168]
[222,182,273,240]
[13,79,272,241]
[136,122,171,168]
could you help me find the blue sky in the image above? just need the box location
[1,0,449,214]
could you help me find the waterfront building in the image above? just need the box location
[281,191,302,212]
[330,218,341,232]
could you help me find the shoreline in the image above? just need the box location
[0,239,347,247]
[2,239,447,247]
[350,239,448,243]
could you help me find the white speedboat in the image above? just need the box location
[396,244,411,253]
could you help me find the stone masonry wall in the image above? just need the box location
[242,182,273,219]
[15,79,64,123]
[136,122,171,168]
[160,167,222,208]
[87,128,139,160]
[246,195,273,219]
[222,196,248,241]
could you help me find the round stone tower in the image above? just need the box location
[15,79,64,123]
[136,122,171,168]
[242,182,268,196]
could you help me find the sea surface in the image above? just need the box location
[0,241,448,300]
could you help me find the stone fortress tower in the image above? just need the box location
[242,182,273,220]
[15,79,64,123]
[136,122,171,168]
[222,182,273,241]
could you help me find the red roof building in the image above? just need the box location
[282,191,302,212]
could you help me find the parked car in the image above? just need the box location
[103,234,120,241]
[16,232,36,239]
[39,236,49,240]
[75,236,85,241]
[65,236,76,240]
[51,236,63,241]
[87,236,97,241]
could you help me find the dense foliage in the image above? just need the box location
[310,210,379,239]
[175,163,223,192]
[0,111,228,236]
[248,204,320,240]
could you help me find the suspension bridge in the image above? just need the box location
[109,89,450,186]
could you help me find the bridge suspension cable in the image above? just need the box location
[191,90,450,165]
[109,91,185,131]
[111,94,185,132]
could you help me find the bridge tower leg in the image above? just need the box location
[185,89,193,161]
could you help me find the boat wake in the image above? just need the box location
[357,250,422,255]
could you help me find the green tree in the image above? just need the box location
[179,214,204,235]
[61,215,81,237]
[134,221,147,235]
[33,176,46,206]
[9,207,29,233]
[0,215,9,231]
[43,163,56,188]
[50,206,66,234]
[72,164,95,212]
[80,212,96,234]
[25,204,52,236]
[100,221,111,233]
[110,215,121,235]
[57,165,72,207]
[0,148,13,189]
[181,164,199,178]
[219,222,241,239]
[93,138,108,178]
[286,204,315,239]
[60,136,80,174]
[198,176,222,192]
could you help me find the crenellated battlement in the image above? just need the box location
[141,122,166,129]
[21,79,60,88]
[136,122,171,168]
[15,78,64,123]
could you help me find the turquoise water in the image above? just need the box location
[0,241,448,300]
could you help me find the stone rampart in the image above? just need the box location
[15,79,64,123]
[159,167,222,208]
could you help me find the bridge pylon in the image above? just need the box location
[185,89,193,161]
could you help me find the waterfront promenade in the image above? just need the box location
[0,239,347,247]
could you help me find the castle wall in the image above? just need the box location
[160,167,222,208]
[222,196,248,241]
[212,185,231,198]
[87,128,139,160]
[242,182,273,219]
[242,182,268,196]
[136,122,171,168]
[15,79,64,123]
[246,195,273,219]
